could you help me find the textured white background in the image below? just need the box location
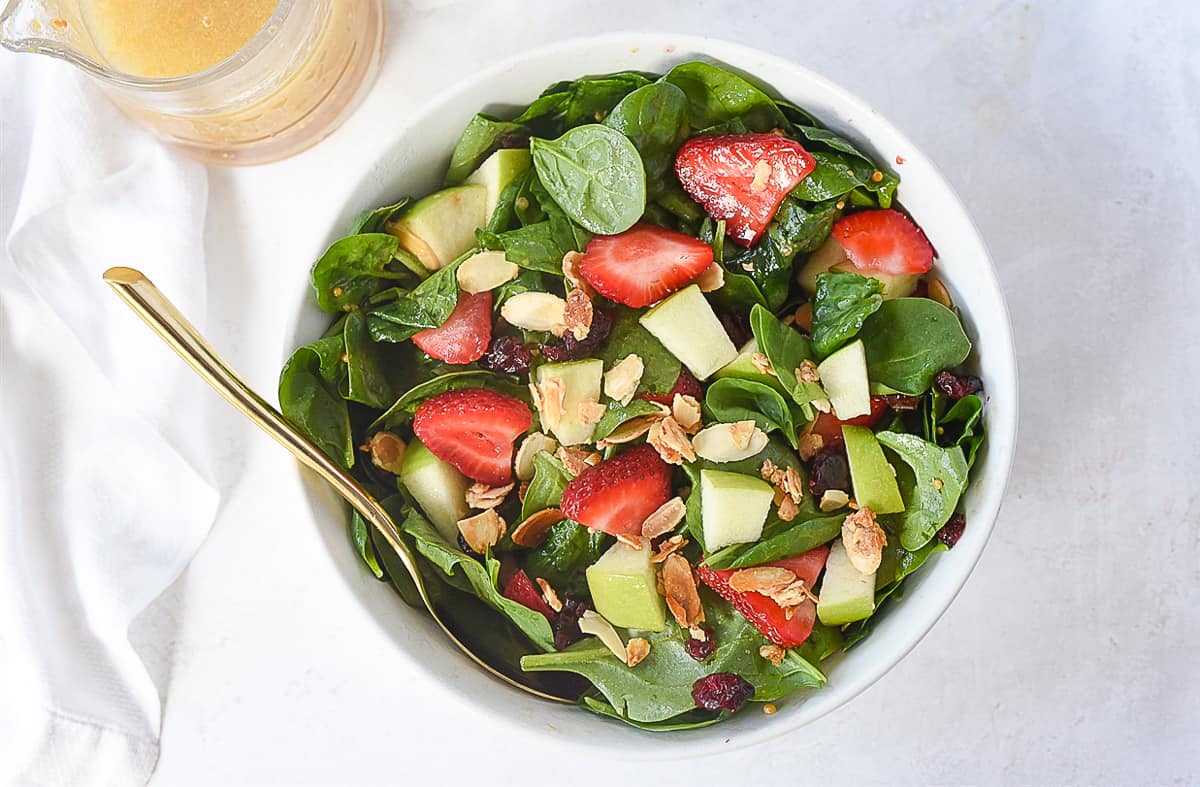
[126,1,1199,784]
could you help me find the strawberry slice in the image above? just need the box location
[502,569,556,623]
[412,290,493,364]
[412,388,531,485]
[560,444,673,536]
[699,546,831,648]
[675,133,816,247]
[807,396,890,450]
[831,209,934,276]
[578,224,714,309]
[638,368,703,405]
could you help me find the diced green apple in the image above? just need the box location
[466,148,532,223]
[817,539,876,625]
[399,438,470,542]
[700,469,774,551]
[638,284,737,380]
[817,339,871,419]
[841,425,905,514]
[386,184,487,271]
[797,236,918,299]
[535,359,603,446]
[586,538,666,631]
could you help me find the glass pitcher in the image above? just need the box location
[1,0,385,165]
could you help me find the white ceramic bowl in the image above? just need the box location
[286,33,1018,756]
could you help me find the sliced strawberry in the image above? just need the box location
[502,569,556,623]
[412,290,493,364]
[560,444,673,536]
[637,368,703,405]
[807,395,890,450]
[831,209,934,276]
[675,133,816,247]
[578,224,714,308]
[412,388,531,485]
[699,546,831,648]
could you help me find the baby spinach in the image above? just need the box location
[704,514,843,570]
[933,393,985,467]
[487,221,573,273]
[749,304,825,408]
[531,124,646,235]
[560,72,653,128]
[858,299,972,395]
[792,151,878,203]
[876,431,968,550]
[372,370,524,430]
[523,520,607,599]
[604,81,691,196]
[596,309,681,396]
[725,198,840,310]
[707,267,768,313]
[445,114,527,185]
[581,695,725,731]
[705,378,799,448]
[522,588,824,722]
[350,510,384,579]
[521,451,571,519]
[310,234,407,313]
[279,338,354,468]
[810,271,884,358]
[365,257,464,343]
[662,61,787,133]
[348,197,408,235]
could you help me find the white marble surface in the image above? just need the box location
[121,1,1199,784]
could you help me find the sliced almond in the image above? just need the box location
[750,159,772,192]
[596,402,670,447]
[561,250,594,297]
[456,509,506,554]
[781,466,805,504]
[555,445,592,478]
[514,432,558,481]
[927,276,954,309]
[692,421,769,463]
[811,397,832,414]
[563,287,593,341]
[625,637,651,667]
[661,553,705,628]
[603,354,644,406]
[364,431,406,474]
[648,416,696,465]
[819,489,850,512]
[531,377,566,430]
[650,534,688,564]
[777,496,800,522]
[456,250,519,293]
[465,481,514,510]
[641,496,686,539]
[792,302,813,332]
[695,262,725,292]
[511,508,564,548]
[578,610,628,663]
[751,352,775,376]
[577,399,606,425]
[501,291,567,336]
[842,506,887,574]
[759,644,786,666]
[729,566,797,595]
[797,359,820,383]
[798,430,824,461]
[671,393,702,434]
[536,577,563,612]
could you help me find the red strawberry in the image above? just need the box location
[699,546,830,648]
[806,395,890,450]
[560,444,673,536]
[638,368,703,405]
[831,209,934,276]
[675,133,816,247]
[412,388,531,485]
[412,290,493,364]
[502,569,556,622]
[578,224,714,308]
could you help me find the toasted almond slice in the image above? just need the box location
[798,430,824,461]
[661,553,705,628]
[364,431,406,474]
[695,261,725,292]
[625,637,651,667]
[603,354,644,406]
[777,496,800,522]
[759,644,786,666]
[511,508,564,548]
[555,445,592,477]
[456,509,506,554]
[927,276,954,309]
[578,610,628,663]
[751,352,775,376]
[456,250,519,293]
[650,534,688,564]
[465,481,514,510]
[536,577,563,612]
[692,421,769,463]
[500,291,567,336]
[811,397,832,414]
[514,432,558,481]
[533,377,566,430]
[819,489,850,512]
[688,625,708,642]
[781,466,804,504]
[577,399,606,425]
[750,159,772,192]
[728,566,796,595]
[561,250,594,297]
[641,497,686,539]
[648,416,696,465]
[842,506,886,574]
[564,287,593,341]
[797,359,820,383]
[671,393,702,433]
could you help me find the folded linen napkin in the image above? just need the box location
[1,56,221,786]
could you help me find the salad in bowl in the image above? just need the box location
[280,60,989,731]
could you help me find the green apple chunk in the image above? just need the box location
[817,339,871,419]
[841,425,905,514]
[817,539,876,625]
[638,284,737,380]
[386,184,487,271]
[536,359,603,446]
[466,148,532,223]
[586,537,666,631]
[700,469,774,551]
[400,438,470,542]
[798,235,918,299]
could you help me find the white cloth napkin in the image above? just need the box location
[1,56,220,786]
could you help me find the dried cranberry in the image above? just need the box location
[684,627,717,662]
[882,394,921,411]
[478,335,532,376]
[934,371,983,401]
[539,306,613,362]
[809,447,850,497]
[552,596,588,650]
[691,672,754,712]
[718,310,753,347]
[937,513,966,548]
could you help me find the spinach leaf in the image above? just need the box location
[521,588,824,722]
[810,271,884,359]
[521,451,571,519]
[530,124,646,235]
[445,114,527,185]
[792,151,873,202]
[930,393,985,467]
[604,81,691,196]
[704,378,799,448]
[279,339,354,468]
[560,72,653,128]
[523,519,607,599]
[310,234,405,313]
[342,310,395,409]
[876,431,968,550]
[487,221,572,273]
[749,304,825,408]
[725,198,840,309]
[372,370,525,430]
[581,696,724,731]
[596,309,681,396]
[592,398,669,442]
[367,498,423,607]
[399,507,555,652]
[704,514,843,570]
[348,197,409,235]
[350,510,384,579]
[794,621,843,664]
[843,539,947,649]
[662,61,788,133]
[792,125,872,162]
[706,267,769,313]
[365,258,464,344]
[858,299,972,395]
[493,268,545,309]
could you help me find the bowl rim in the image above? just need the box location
[282,31,1019,757]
